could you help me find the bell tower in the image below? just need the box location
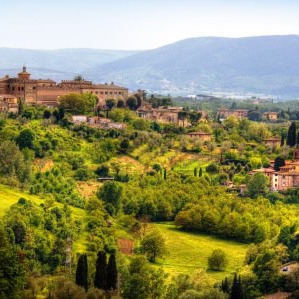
[18,66,31,81]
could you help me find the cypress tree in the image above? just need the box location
[164,168,167,180]
[75,253,88,291]
[274,156,285,171]
[194,168,197,176]
[230,274,244,299]
[287,121,297,147]
[107,253,117,290]
[94,251,108,290]
[221,277,230,293]
[199,168,203,177]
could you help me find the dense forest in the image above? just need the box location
[1,95,299,298]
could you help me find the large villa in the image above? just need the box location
[0,67,129,111]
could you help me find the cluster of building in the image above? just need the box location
[137,105,184,124]
[0,67,129,112]
[137,104,207,126]
[71,115,127,130]
[252,148,299,191]
[217,108,278,120]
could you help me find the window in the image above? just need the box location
[105,92,108,95]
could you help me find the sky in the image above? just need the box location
[1,0,299,50]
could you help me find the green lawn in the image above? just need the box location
[153,223,249,282]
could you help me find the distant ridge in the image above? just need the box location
[2,36,299,97]
[87,35,299,97]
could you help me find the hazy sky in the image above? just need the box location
[2,0,299,50]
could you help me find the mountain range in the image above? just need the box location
[2,35,299,97]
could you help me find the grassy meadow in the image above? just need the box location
[154,222,249,282]
[0,184,85,219]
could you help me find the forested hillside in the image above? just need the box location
[1,97,299,298]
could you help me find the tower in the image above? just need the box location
[18,66,31,81]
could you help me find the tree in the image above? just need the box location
[106,99,116,110]
[17,128,35,150]
[0,224,26,297]
[246,172,269,198]
[199,168,203,177]
[119,138,130,153]
[107,253,117,290]
[75,253,88,291]
[95,165,109,177]
[287,121,297,147]
[94,251,107,290]
[208,249,228,271]
[188,111,201,126]
[274,156,285,171]
[43,109,51,119]
[230,274,244,299]
[117,99,125,108]
[126,95,138,110]
[139,230,166,263]
[0,140,26,180]
[123,255,167,299]
[59,93,97,114]
[248,110,262,122]
[221,277,230,294]
[178,111,188,127]
[194,168,198,176]
[74,75,84,81]
[97,181,122,215]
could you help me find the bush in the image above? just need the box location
[206,163,219,174]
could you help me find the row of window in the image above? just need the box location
[90,91,123,95]
[11,86,37,91]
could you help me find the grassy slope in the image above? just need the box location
[0,184,85,219]
[154,223,249,282]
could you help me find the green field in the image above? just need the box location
[0,184,85,219]
[154,223,249,282]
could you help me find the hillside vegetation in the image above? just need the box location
[0,99,299,298]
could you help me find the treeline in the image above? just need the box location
[174,195,298,243]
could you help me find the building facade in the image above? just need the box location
[252,148,299,191]
[0,67,129,108]
[217,109,249,119]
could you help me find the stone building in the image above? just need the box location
[217,109,248,119]
[0,94,18,113]
[186,131,212,141]
[0,67,129,108]
[263,111,278,121]
[262,137,281,148]
[251,148,299,191]
[137,105,183,124]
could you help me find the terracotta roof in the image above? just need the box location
[277,172,299,176]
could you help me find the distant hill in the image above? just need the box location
[86,35,299,97]
[0,48,139,81]
[2,36,299,97]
